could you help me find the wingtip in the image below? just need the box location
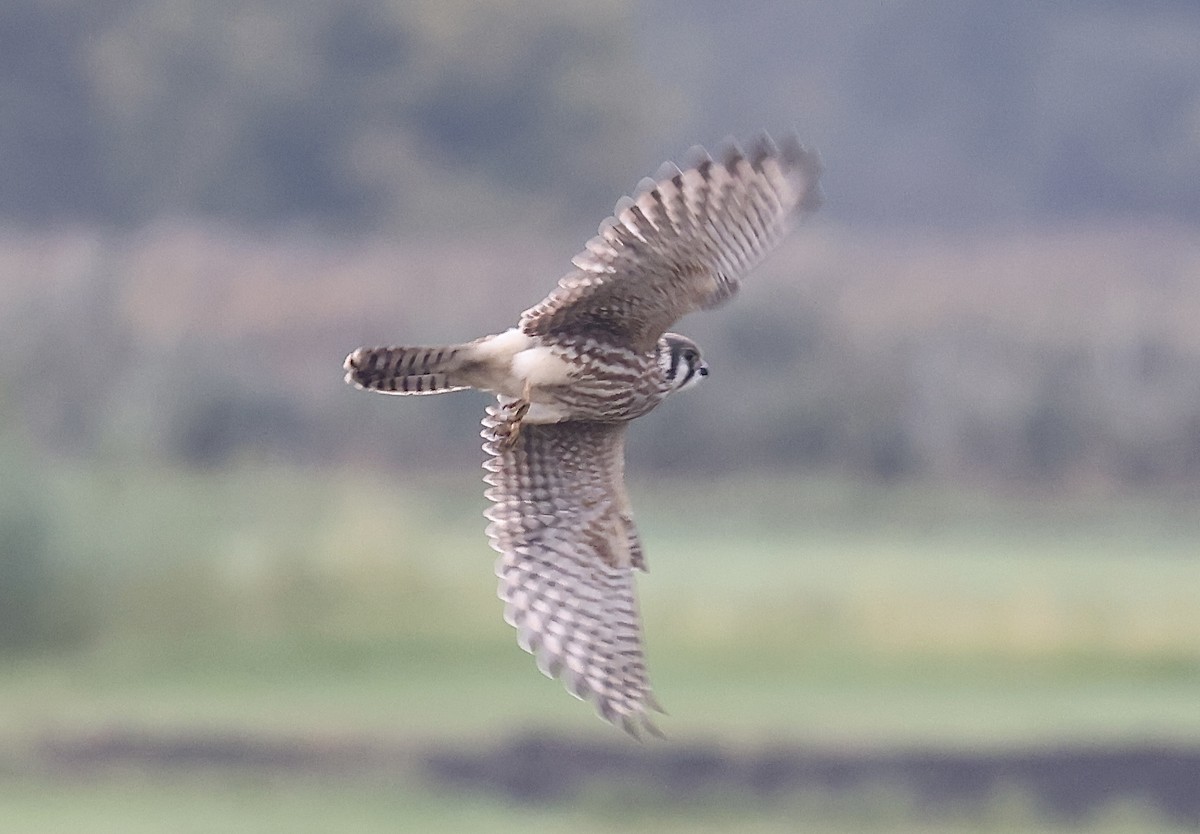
[674,131,823,214]
[681,143,712,170]
[747,132,780,168]
[620,713,645,742]
[716,135,746,169]
[614,708,666,742]
[643,691,668,716]
[777,131,825,213]
[633,176,658,197]
[642,715,668,741]
[653,160,682,183]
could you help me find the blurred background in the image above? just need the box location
[2,1,1200,831]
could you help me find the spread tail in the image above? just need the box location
[344,344,474,395]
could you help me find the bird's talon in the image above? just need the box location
[497,399,530,449]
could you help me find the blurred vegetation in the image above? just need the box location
[0,460,1197,830]
[640,1,1200,227]
[3,1,1200,229]
[5,224,1200,486]
[2,3,1197,829]
[2,460,1195,737]
[4,0,1199,484]
[1,0,657,229]
[0,416,56,650]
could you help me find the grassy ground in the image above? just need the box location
[1,462,1198,831]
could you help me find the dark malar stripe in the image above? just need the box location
[668,345,682,380]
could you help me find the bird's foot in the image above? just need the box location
[495,397,531,450]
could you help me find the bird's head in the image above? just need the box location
[658,333,708,393]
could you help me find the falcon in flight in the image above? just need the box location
[344,133,822,736]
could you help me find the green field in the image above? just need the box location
[1,462,1197,831]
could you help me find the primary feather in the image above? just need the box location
[521,134,822,352]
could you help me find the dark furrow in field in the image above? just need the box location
[32,729,1200,825]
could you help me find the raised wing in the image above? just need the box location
[520,132,822,353]
[481,403,662,737]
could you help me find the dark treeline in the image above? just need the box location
[4,0,1200,230]
[2,0,653,228]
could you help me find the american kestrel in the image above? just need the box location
[344,133,822,736]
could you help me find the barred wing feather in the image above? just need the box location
[481,403,662,737]
[520,132,822,352]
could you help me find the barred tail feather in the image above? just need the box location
[343,345,473,395]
